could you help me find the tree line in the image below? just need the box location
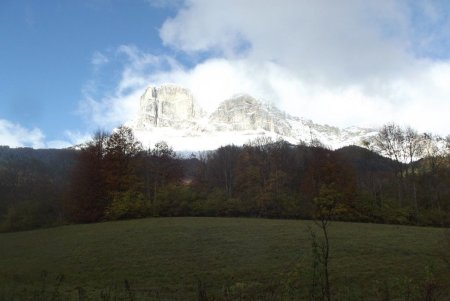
[0,124,449,231]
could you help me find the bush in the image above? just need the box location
[153,185,199,216]
[417,209,450,226]
[104,192,149,220]
[0,200,59,232]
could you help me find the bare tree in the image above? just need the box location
[372,123,406,205]
[404,127,424,167]
[421,133,447,212]
[403,127,424,211]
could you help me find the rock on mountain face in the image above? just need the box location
[129,84,378,151]
[209,94,292,136]
[135,85,204,129]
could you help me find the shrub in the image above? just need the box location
[104,192,149,220]
[0,200,59,232]
[153,185,199,216]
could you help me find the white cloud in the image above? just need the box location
[80,48,450,136]
[154,0,450,135]
[0,119,45,148]
[47,131,97,149]
[160,0,418,83]
[91,51,109,66]
[80,1,450,136]
[64,130,95,146]
[146,0,184,9]
[79,45,184,130]
[80,47,149,129]
[46,140,72,149]
[0,119,81,149]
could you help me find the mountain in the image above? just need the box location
[128,84,378,151]
[134,85,204,129]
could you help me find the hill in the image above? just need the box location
[335,145,397,175]
[0,146,77,229]
[0,217,448,300]
[2,141,449,231]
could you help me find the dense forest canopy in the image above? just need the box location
[0,124,449,232]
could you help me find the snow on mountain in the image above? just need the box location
[128,84,378,151]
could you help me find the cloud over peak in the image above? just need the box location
[160,0,423,82]
[80,1,450,136]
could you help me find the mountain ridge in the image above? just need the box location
[128,84,378,151]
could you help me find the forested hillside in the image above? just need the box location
[0,146,77,231]
[0,124,449,232]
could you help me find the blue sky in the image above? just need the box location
[1,0,177,147]
[1,0,450,148]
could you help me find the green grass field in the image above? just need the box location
[0,217,448,300]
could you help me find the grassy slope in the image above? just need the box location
[0,217,448,300]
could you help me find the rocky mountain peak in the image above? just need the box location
[135,84,203,129]
[130,84,378,151]
[209,94,292,135]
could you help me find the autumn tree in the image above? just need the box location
[418,133,450,213]
[104,126,143,196]
[144,141,182,205]
[238,138,296,217]
[66,126,145,221]
[206,145,240,199]
[101,126,145,219]
[300,147,357,220]
[234,144,265,214]
[66,131,109,222]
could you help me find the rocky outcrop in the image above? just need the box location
[135,84,204,129]
[209,94,292,136]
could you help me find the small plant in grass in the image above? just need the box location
[438,229,450,271]
[309,184,342,301]
[196,278,209,301]
[0,271,65,301]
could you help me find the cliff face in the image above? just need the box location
[129,84,378,151]
[135,85,204,129]
[209,94,292,136]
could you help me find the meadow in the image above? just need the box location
[0,217,448,300]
